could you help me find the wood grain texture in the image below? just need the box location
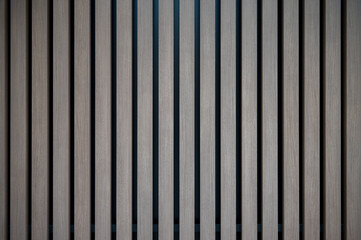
[53,0,70,238]
[95,0,112,238]
[32,0,49,238]
[283,0,299,239]
[220,0,236,238]
[158,0,174,239]
[346,0,361,238]
[74,0,91,238]
[137,0,153,238]
[324,0,341,239]
[241,0,258,239]
[0,0,8,238]
[179,0,195,238]
[10,0,29,238]
[303,0,320,238]
[117,0,132,239]
[200,0,215,239]
[262,0,278,238]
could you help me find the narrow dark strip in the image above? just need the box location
[320,0,325,238]
[28,0,32,237]
[70,1,75,238]
[49,0,54,238]
[7,0,11,238]
[90,0,95,238]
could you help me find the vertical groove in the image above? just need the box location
[299,0,304,238]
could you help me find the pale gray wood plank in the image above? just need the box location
[137,0,153,238]
[324,0,341,239]
[262,0,278,238]
[95,0,112,238]
[10,0,29,238]
[74,0,91,238]
[32,0,49,238]
[117,0,132,239]
[53,0,70,238]
[158,0,174,239]
[346,0,361,238]
[241,0,258,238]
[304,0,320,238]
[179,0,195,238]
[220,0,236,238]
[0,0,8,238]
[283,0,299,238]
[200,0,215,239]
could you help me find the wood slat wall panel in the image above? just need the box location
[346,0,361,238]
[137,0,153,239]
[262,0,278,238]
[200,0,216,239]
[53,0,70,238]
[0,0,8,238]
[220,0,236,238]
[158,0,174,239]
[303,0,320,238]
[74,0,91,238]
[117,0,133,239]
[282,0,300,239]
[324,0,341,238]
[10,0,29,238]
[241,0,258,239]
[95,0,112,238]
[179,0,195,238]
[32,0,49,238]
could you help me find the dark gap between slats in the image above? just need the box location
[340,0,346,238]
[7,0,11,238]
[70,0,75,238]
[132,0,138,238]
[28,0,32,237]
[153,0,159,239]
[90,0,95,238]
[299,0,305,238]
[174,0,180,239]
[49,0,54,238]
[320,0,325,238]
[278,0,284,239]
[257,0,263,239]
[215,0,221,238]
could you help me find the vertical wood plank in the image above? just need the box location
[283,0,299,238]
[304,0,320,238]
[95,0,112,238]
[220,0,236,238]
[346,0,361,238]
[324,0,341,238]
[241,0,258,238]
[53,0,70,238]
[10,0,29,238]
[158,0,174,239]
[117,0,132,238]
[262,0,278,238]
[32,0,49,238]
[137,0,153,238]
[0,0,8,238]
[74,0,91,238]
[179,0,195,238]
[200,0,215,239]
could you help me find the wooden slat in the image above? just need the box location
[303,0,320,238]
[241,0,258,238]
[179,0,195,238]
[220,0,236,238]
[117,0,132,239]
[262,0,278,238]
[53,0,70,238]
[95,0,112,238]
[346,0,361,238]
[200,0,215,239]
[74,0,91,238]
[137,0,153,238]
[324,0,341,238]
[158,0,174,239]
[283,0,299,238]
[32,0,49,238]
[10,0,29,238]
[0,0,8,238]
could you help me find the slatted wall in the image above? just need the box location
[0,0,360,239]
